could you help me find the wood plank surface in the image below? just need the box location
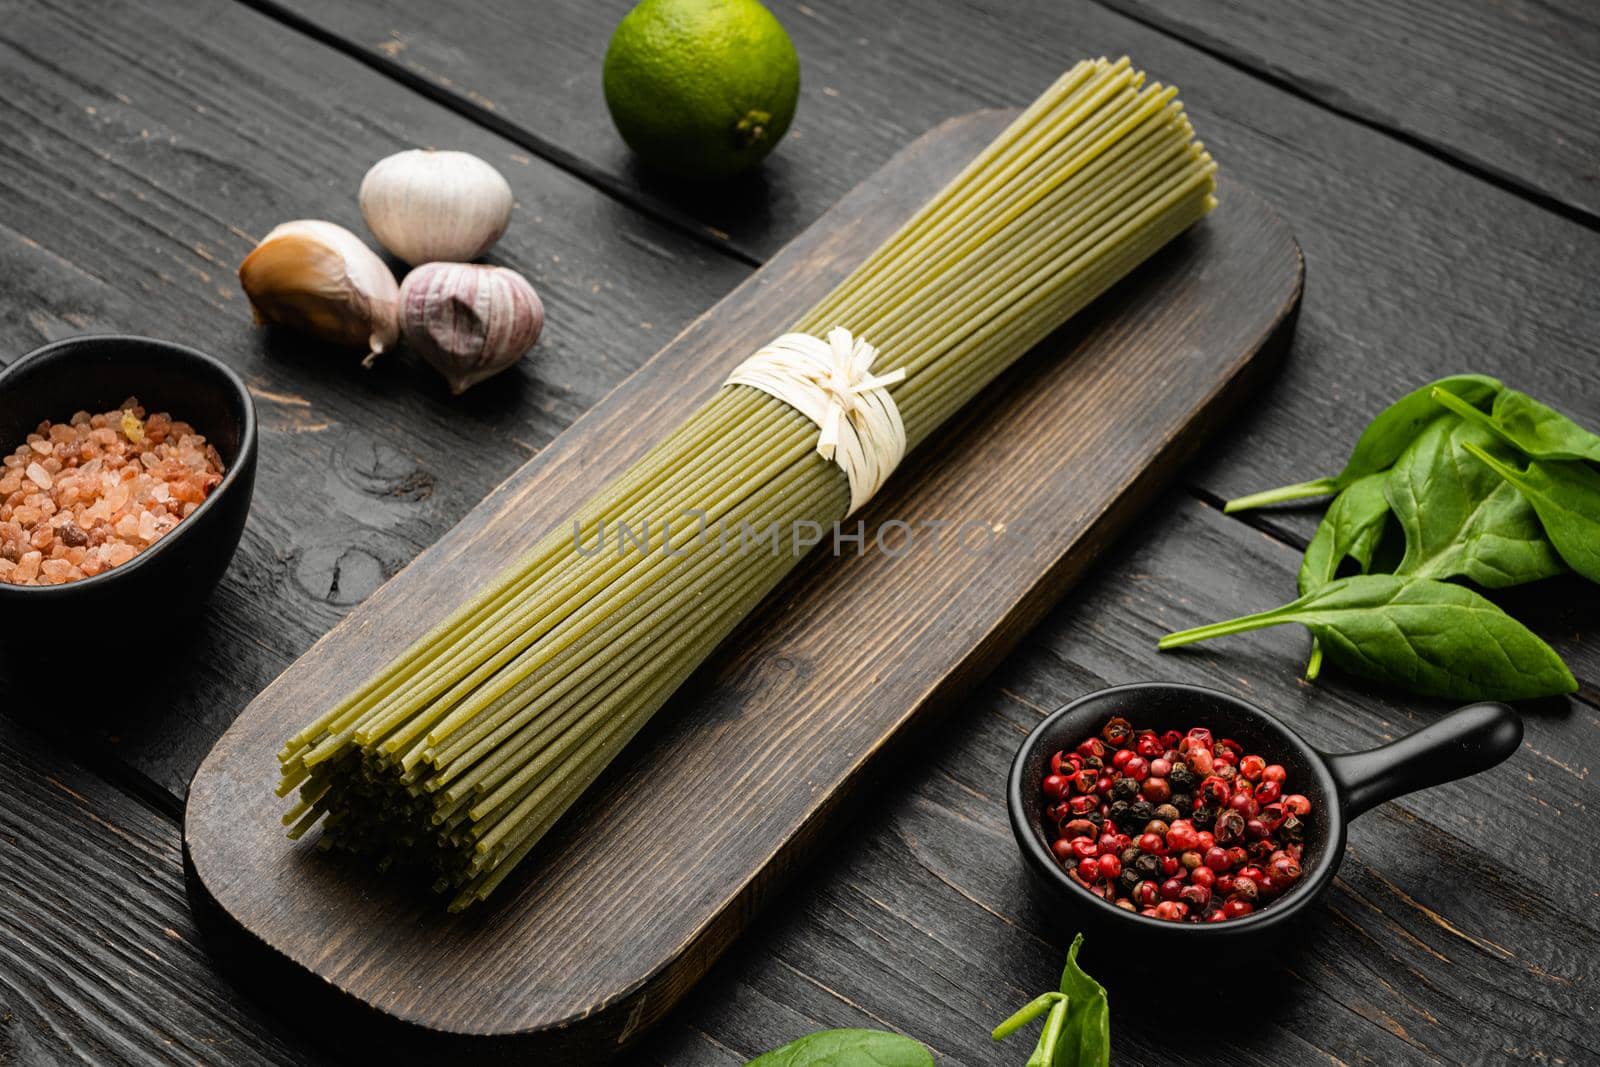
[0,0,746,800]
[253,0,1600,586]
[0,1,1595,1065]
[1096,0,1600,221]
[183,111,1301,1061]
[4,0,1595,803]
[0,719,324,1066]
[649,494,1600,1066]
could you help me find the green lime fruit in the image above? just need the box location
[603,0,801,180]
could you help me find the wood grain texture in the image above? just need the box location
[184,111,1301,1061]
[649,495,1600,1066]
[0,3,1594,1066]
[0,719,323,1066]
[0,0,746,799]
[1095,0,1600,221]
[253,0,1600,602]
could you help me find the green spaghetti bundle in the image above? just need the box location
[278,58,1217,909]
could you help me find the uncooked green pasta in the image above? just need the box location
[278,58,1217,909]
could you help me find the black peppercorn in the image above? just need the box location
[1112,777,1140,801]
[1153,803,1181,824]
[1191,804,1216,829]
[1133,853,1162,880]
[1107,800,1131,826]
[1168,762,1195,791]
[1170,792,1193,814]
[1118,867,1141,894]
[1120,845,1141,866]
[1127,800,1155,826]
[1086,811,1106,829]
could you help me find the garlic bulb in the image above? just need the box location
[399,263,544,394]
[238,219,399,365]
[360,150,514,266]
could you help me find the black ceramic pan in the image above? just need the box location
[1008,682,1523,958]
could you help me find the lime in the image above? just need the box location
[603,0,800,180]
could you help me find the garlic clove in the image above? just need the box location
[398,263,544,395]
[360,150,514,267]
[238,219,400,365]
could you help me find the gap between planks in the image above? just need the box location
[230,0,763,267]
[231,0,1599,268]
[7,714,182,823]
[1084,0,1600,234]
[122,0,1600,775]
[220,0,1600,700]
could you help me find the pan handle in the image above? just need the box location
[1323,703,1523,821]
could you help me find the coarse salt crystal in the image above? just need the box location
[0,397,224,587]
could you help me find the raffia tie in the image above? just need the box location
[725,327,908,516]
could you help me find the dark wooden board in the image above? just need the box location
[0,718,326,1066]
[649,495,1600,1066]
[184,110,1302,1061]
[1096,0,1600,222]
[255,0,1600,590]
[0,0,745,801]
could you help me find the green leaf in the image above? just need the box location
[1492,390,1600,463]
[995,934,1111,1067]
[1299,471,1392,679]
[745,1029,934,1067]
[992,993,1065,1042]
[1299,472,1391,596]
[995,992,1070,1067]
[1027,998,1070,1067]
[1431,386,1600,463]
[1159,574,1576,701]
[1055,934,1110,1067]
[1386,418,1563,587]
[1224,374,1500,512]
[1463,444,1600,583]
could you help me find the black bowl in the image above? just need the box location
[0,335,256,624]
[1008,683,1521,959]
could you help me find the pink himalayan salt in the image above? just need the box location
[0,397,223,586]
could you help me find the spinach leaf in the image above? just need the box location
[745,1028,933,1067]
[1224,374,1500,513]
[1386,418,1563,587]
[1055,934,1110,1067]
[1433,386,1600,463]
[994,934,1109,1067]
[1028,998,1069,1067]
[1300,471,1391,596]
[1159,574,1576,700]
[1462,444,1600,583]
[1298,471,1392,679]
[995,992,1069,1066]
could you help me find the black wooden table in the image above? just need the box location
[2,2,1596,1063]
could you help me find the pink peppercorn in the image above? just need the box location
[1043,717,1310,925]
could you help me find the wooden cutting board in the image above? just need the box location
[185,108,1302,1063]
